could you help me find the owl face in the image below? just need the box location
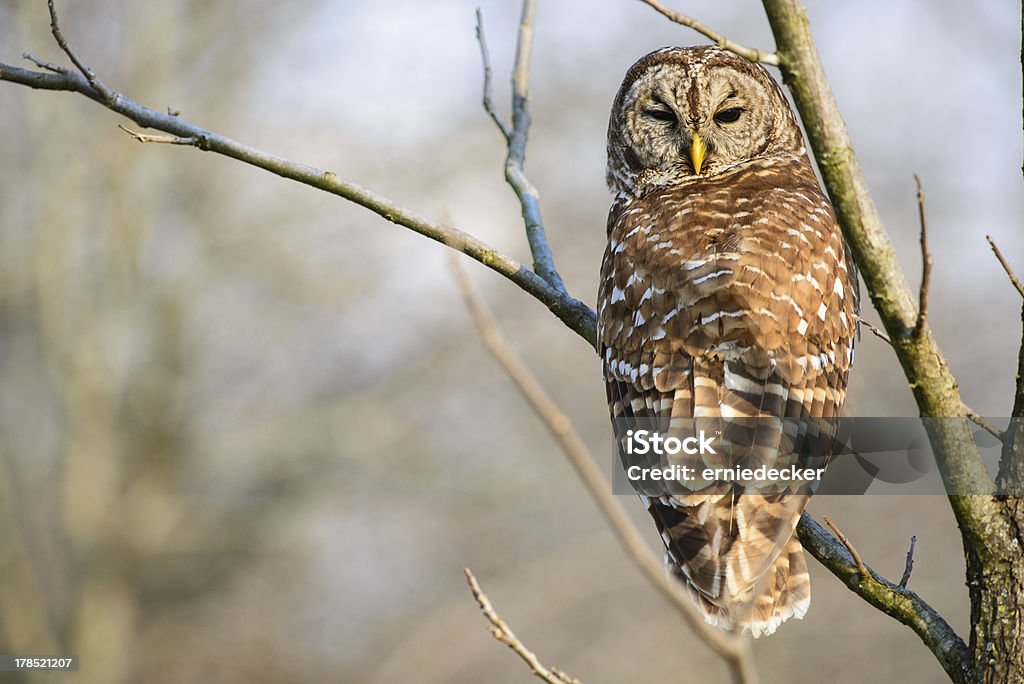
[607,46,803,194]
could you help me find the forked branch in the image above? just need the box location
[0,2,595,347]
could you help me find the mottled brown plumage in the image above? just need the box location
[599,46,858,636]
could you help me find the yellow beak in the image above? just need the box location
[690,131,707,175]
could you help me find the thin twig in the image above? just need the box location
[797,513,969,681]
[46,0,114,102]
[856,316,892,345]
[823,516,867,577]
[474,9,510,139]
[22,52,65,73]
[986,235,1024,299]
[965,411,1004,442]
[857,301,1002,439]
[502,0,567,293]
[900,536,917,589]
[450,256,759,684]
[118,124,196,145]
[464,569,580,684]
[636,0,779,65]
[913,175,931,338]
[0,4,596,347]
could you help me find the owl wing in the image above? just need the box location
[599,168,857,636]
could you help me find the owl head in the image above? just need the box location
[606,46,805,195]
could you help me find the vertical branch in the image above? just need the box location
[913,175,931,338]
[989,235,1024,489]
[503,0,567,293]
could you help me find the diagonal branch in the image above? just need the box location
[464,568,581,684]
[636,0,779,65]
[797,514,971,683]
[450,256,759,684]
[760,0,998,551]
[986,235,1024,299]
[0,3,596,347]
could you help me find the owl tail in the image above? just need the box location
[669,534,811,638]
[740,535,811,637]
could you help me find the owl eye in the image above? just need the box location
[714,107,744,123]
[644,108,677,124]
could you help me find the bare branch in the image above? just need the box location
[900,536,917,589]
[856,316,892,345]
[856,310,1003,440]
[46,0,114,103]
[474,9,511,139]
[22,52,65,73]
[986,235,1024,299]
[966,410,1004,442]
[636,0,779,65]
[0,3,596,347]
[797,514,971,682]
[464,568,580,684]
[450,256,759,684]
[913,175,932,339]
[501,0,567,293]
[823,516,867,577]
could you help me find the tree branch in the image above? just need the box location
[822,516,867,577]
[0,3,596,347]
[636,0,779,65]
[450,257,759,684]
[913,175,932,339]
[497,0,568,293]
[900,535,917,589]
[760,0,999,552]
[991,233,1024,489]
[474,10,511,140]
[986,235,1024,299]
[797,514,971,683]
[464,568,580,684]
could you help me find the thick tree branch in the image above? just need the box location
[464,568,580,684]
[761,0,999,552]
[0,4,596,347]
[797,514,971,683]
[451,257,759,684]
[636,0,779,65]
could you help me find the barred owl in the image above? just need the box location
[599,46,858,636]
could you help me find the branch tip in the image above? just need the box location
[637,0,779,65]
[464,567,581,684]
[986,235,1024,299]
[913,175,931,338]
[899,535,917,589]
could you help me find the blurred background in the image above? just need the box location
[0,0,1020,682]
